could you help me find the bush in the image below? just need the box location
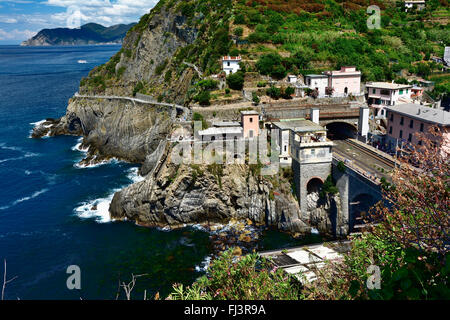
[257,81,267,88]
[320,175,338,198]
[305,128,450,300]
[252,92,260,105]
[266,86,281,99]
[226,72,245,90]
[197,79,219,90]
[256,53,282,76]
[282,86,295,99]
[133,81,144,96]
[233,27,243,37]
[194,91,211,106]
[168,249,303,300]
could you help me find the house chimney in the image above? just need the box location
[311,108,320,124]
[358,106,370,143]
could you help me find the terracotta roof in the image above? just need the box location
[222,56,242,61]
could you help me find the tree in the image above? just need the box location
[255,53,283,76]
[226,72,245,90]
[372,126,449,258]
[266,86,281,99]
[233,27,243,37]
[304,127,449,300]
[194,91,211,106]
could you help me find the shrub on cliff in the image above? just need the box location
[194,90,211,106]
[226,72,245,90]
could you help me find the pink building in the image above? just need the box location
[241,110,259,139]
[386,104,450,152]
[323,66,362,96]
[411,86,424,99]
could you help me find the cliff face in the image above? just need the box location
[110,162,309,233]
[33,97,172,167]
[78,0,233,104]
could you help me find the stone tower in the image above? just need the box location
[290,121,334,221]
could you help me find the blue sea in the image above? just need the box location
[0,45,317,300]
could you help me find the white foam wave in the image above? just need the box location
[73,157,119,169]
[74,166,143,223]
[127,167,145,183]
[0,188,49,211]
[74,189,120,224]
[29,119,46,127]
[71,138,89,153]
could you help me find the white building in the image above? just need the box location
[287,75,298,84]
[222,56,242,75]
[304,74,328,97]
[404,0,426,12]
[444,47,450,67]
[366,82,413,119]
[271,119,327,166]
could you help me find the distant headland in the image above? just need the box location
[21,22,136,46]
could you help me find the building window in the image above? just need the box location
[408,133,412,142]
[409,120,414,129]
[390,113,394,121]
[311,149,315,156]
[249,117,253,123]
[372,89,376,94]
[418,140,422,146]
[227,62,230,67]
[420,123,424,132]
[399,130,403,139]
[399,89,404,95]
[400,117,404,125]
[284,145,287,152]
[389,127,393,134]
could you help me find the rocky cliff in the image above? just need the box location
[32,97,172,167]
[110,161,310,234]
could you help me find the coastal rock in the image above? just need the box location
[110,162,307,233]
[34,97,171,166]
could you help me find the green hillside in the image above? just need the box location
[81,0,449,102]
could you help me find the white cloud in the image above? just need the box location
[44,0,158,27]
[0,17,18,23]
[0,28,36,40]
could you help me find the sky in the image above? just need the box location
[0,0,159,44]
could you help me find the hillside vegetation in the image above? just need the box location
[79,0,449,103]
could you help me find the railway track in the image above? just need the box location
[343,139,396,169]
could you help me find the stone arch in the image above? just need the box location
[349,193,377,232]
[325,122,357,140]
[306,177,324,194]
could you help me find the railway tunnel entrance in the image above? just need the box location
[325,122,357,140]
